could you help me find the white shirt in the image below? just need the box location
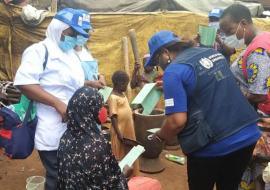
[14,39,85,151]
[75,46,94,62]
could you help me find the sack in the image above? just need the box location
[0,97,37,159]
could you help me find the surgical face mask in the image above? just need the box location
[76,35,88,46]
[208,22,220,30]
[59,35,77,52]
[224,23,246,49]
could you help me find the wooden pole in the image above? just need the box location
[128,29,141,65]
[122,36,132,101]
[50,0,58,13]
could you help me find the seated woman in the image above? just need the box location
[57,86,128,190]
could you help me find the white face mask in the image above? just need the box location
[224,23,246,49]
[208,22,220,30]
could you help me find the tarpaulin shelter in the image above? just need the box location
[0,2,270,84]
[242,0,270,10]
[58,0,264,16]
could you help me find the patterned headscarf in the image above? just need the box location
[66,86,102,136]
[57,87,128,190]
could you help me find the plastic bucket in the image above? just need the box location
[26,176,45,190]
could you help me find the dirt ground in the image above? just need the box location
[0,149,188,190]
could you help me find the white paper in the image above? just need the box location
[119,145,145,171]
[98,86,113,102]
[146,128,160,134]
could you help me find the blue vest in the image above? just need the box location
[174,47,258,154]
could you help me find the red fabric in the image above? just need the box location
[241,32,270,80]
[98,107,108,124]
[258,93,270,114]
[128,176,162,190]
[241,32,270,114]
[0,129,12,140]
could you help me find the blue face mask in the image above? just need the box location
[59,35,77,52]
[76,35,88,46]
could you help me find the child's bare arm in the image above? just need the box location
[111,115,123,142]
[130,62,142,89]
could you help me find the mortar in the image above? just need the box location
[133,108,166,173]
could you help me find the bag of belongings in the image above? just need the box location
[0,95,37,159]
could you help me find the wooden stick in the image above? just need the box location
[122,37,132,101]
[128,29,142,90]
[128,29,140,64]
[128,29,141,65]
[50,0,58,13]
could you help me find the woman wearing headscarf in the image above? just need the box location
[57,86,128,190]
[13,8,89,190]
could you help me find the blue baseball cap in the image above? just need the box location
[208,8,224,18]
[145,30,181,67]
[54,8,89,38]
[77,9,92,30]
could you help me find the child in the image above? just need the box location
[108,70,140,176]
[130,54,164,109]
[130,54,160,89]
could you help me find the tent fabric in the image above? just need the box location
[0,3,270,85]
[172,0,264,16]
[242,0,270,10]
[58,0,264,16]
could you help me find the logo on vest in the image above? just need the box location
[199,57,213,69]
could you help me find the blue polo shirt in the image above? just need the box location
[163,63,261,157]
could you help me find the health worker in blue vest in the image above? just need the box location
[145,30,261,190]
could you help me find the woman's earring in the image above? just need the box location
[167,52,171,64]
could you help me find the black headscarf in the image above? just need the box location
[67,86,102,136]
[57,87,128,190]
